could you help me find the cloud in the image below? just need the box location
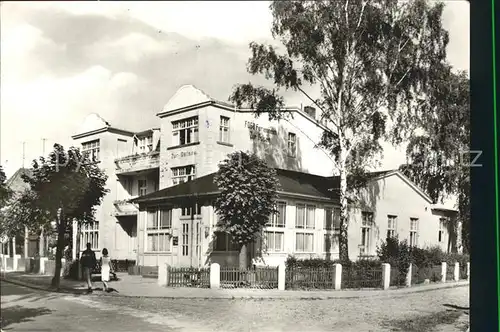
[0,1,469,179]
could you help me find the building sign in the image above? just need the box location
[244,121,278,136]
[171,151,197,159]
[172,236,179,246]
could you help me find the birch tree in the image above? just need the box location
[229,0,450,261]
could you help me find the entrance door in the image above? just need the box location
[179,219,201,267]
[180,222,190,267]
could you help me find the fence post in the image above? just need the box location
[381,263,391,290]
[441,262,447,283]
[406,263,412,287]
[466,262,470,281]
[13,254,20,272]
[61,258,66,277]
[158,263,168,287]
[210,263,220,289]
[454,262,459,281]
[334,263,342,290]
[39,257,47,275]
[278,264,286,290]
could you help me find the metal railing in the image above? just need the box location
[411,264,442,284]
[459,264,468,280]
[285,267,336,290]
[220,266,278,289]
[341,265,384,289]
[168,266,210,288]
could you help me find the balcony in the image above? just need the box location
[115,152,160,175]
[113,199,139,217]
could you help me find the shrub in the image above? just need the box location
[63,259,80,280]
[285,255,338,269]
[377,236,411,286]
[285,255,381,270]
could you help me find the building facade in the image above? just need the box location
[71,85,337,261]
[133,169,460,268]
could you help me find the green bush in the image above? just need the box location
[285,255,381,270]
[376,236,411,286]
[285,255,338,269]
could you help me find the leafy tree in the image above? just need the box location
[229,0,450,261]
[21,144,108,288]
[377,236,411,286]
[0,166,12,209]
[399,69,470,253]
[213,151,280,269]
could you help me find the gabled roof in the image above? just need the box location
[132,168,340,205]
[6,168,32,193]
[132,168,435,207]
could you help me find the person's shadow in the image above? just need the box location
[92,287,119,294]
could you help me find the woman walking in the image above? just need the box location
[101,248,113,292]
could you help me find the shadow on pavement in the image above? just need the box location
[443,303,469,316]
[1,279,88,299]
[443,303,469,311]
[0,305,52,330]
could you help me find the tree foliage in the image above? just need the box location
[229,0,450,261]
[399,69,470,253]
[0,166,12,209]
[213,151,280,268]
[19,144,108,288]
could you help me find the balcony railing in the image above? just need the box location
[115,151,160,174]
[113,199,139,217]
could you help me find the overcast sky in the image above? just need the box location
[0,1,469,178]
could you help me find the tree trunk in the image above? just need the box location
[51,218,66,289]
[338,143,350,262]
[239,244,248,270]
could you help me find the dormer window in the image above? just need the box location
[138,135,153,153]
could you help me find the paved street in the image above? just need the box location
[0,282,199,331]
[1,281,469,332]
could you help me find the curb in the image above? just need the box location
[1,276,469,300]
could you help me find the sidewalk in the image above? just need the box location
[1,271,469,300]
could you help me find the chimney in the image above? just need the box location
[304,106,316,119]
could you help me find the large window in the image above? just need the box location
[181,204,202,217]
[172,116,199,146]
[324,207,340,231]
[360,212,373,255]
[324,207,340,253]
[138,179,147,196]
[265,202,286,252]
[81,221,99,250]
[409,217,419,247]
[387,215,397,239]
[213,231,239,251]
[264,231,284,252]
[324,233,339,253]
[138,135,153,153]
[287,132,297,157]
[146,209,172,252]
[295,232,314,252]
[82,140,100,162]
[172,165,196,185]
[438,218,445,242]
[219,116,230,143]
[267,202,286,227]
[295,204,315,229]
